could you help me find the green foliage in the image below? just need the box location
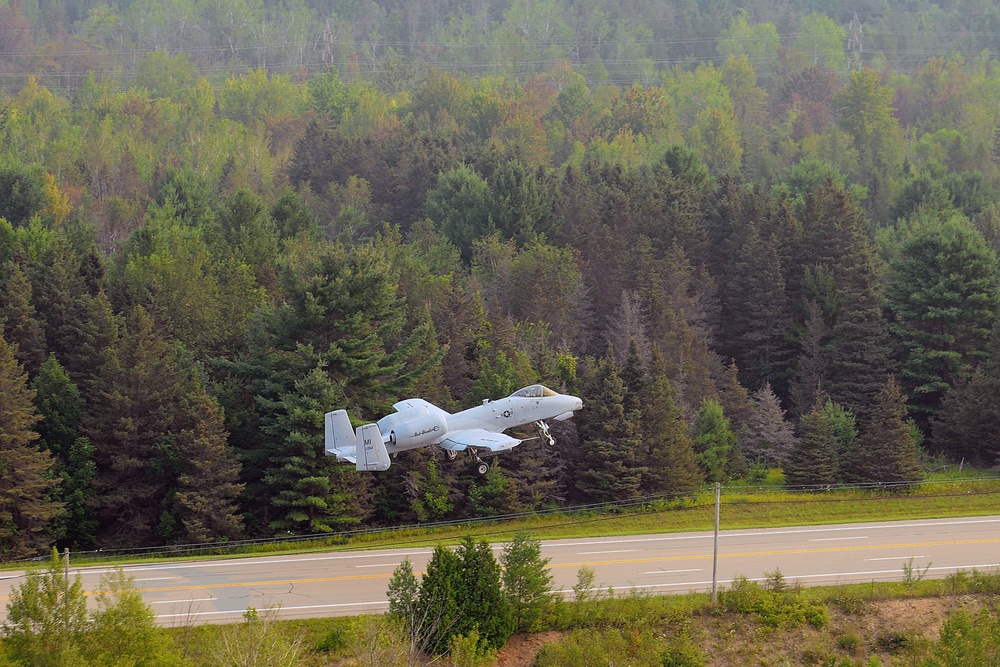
[785,400,839,487]
[0,165,48,228]
[886,217,1000,424]
[501,530,554,632]
[718,575,829,629]
[415,544,463,654]
[850,377,923,485]
[691,400,737,483]
[575,355,644,500]
[449,627,497,667]
[2,551,88,666]
[533,627,667,667]
[0,328,59,558]
[3,555,181,666]
[208,606,303,667]
[922,607,1000,666]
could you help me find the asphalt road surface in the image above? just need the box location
[1,515,998,627]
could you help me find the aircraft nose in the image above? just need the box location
[571,396,583,411]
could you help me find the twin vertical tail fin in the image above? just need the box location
[355,423,390,471]
[324,410,391,471]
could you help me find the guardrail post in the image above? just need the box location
[64,548,69,579]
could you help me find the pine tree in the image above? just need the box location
[264,367,366,534]
[850,377,923,485]
[785,400,839,487]
[933,324,1000,465]
[823,400,859,482]
[788,301,829,418]
[886,218,1000,428]
[0,329,60,558]
[171,383,244,543]
[574,356,644,502]
[733,229,796,392]
[455,537,514,651]
[501,531,554,633]
[743,383,797,467]
[640,349,703,494]
[0,259,46,376]
[31,355,96,547]
[691,399,737,483]
[825,264,895,426]
[415,545,463,655]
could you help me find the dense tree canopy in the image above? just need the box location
[2,0,1000,555]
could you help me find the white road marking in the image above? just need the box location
[811,537,868,541]
[553,563,1000,594]
[640,568,703,575]
[150,597,217,605]
[865,556,927,561]
[156,600,390,619]
[578,550,637,555]
[356,563,403,568]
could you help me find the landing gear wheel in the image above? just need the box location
[445,449,459,462]
[477,462,490,476]
[535,420,556,446]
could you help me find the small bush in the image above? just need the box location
[718,575,829,629]
[874,630,913,654]
[315,625,347,652]
[836,631,862,654]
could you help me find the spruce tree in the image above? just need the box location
[0,330,60,558]
[886,218,1000,428]
[574,356,644,502]
[785,399,839,487]
[933,324,1000,465]
[789,301,829,418]
[455,537,514,651]
[640,349,703,494]
[851,377,924,485]
[691,400,737,483]
[0,259,46,376]
[501,531,554,633]
[824,264,895,426]
[171,382,244,543]
[31,355,96,547]
[734,229,796,392]
[743,383,797,467]
[263,367,365,534]
[415,545,462,655]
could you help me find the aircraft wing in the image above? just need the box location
[440,429,521,453]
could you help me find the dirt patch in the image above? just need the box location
[494,631,566,667]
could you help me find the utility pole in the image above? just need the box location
[847,11,863,72]
[323,20,332,68]
[711,482,720,604]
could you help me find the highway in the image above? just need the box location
[1,515,998,626]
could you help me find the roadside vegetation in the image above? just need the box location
[17,469,997,569]
[5,539,1000,666]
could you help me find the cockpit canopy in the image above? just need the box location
[511,384,558,398]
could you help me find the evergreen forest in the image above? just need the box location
[2,0,1000,556]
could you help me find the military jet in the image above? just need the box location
[325,384,583,474]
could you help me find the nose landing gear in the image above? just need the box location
[535,420,555,446]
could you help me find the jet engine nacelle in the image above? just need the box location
[388,411,447,449]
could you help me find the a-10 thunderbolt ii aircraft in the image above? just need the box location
[325,384,583,474]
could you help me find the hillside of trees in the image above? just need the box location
[1,0,1000,556]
